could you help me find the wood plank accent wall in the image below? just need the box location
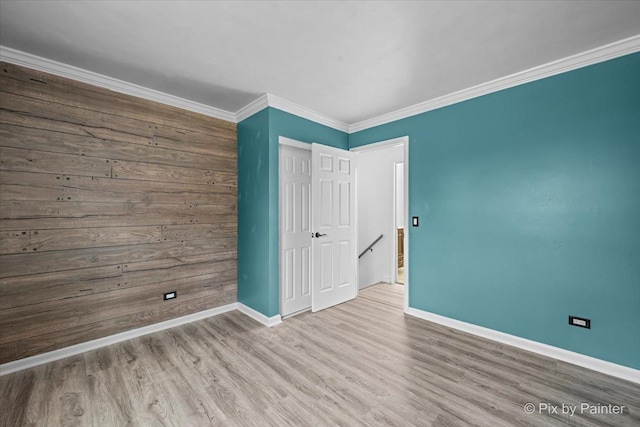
[0,62,237,364]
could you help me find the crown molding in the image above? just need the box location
[266,93,350,133]
[3,34,639,134]
[234,93,350,133]
[235,93,269,122]
[0,45,237,123]
[349,34,640,133]
[0,46,346,131]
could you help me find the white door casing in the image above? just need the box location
[311,143,357,312]
[279,145,312,316]
[350,136,409,311]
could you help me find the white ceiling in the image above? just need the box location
[1,1,639,126]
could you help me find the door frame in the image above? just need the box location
[278,137,312,317]
[278,135,410,314]
[350,136,409,311]
[393,161,404,285]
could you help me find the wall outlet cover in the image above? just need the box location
[569,315,590,329]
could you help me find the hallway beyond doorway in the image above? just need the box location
[359,282,404,309]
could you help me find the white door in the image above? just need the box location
[280,145,312,316]
[311,143,357,312]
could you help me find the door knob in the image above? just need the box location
[314,232,327,238]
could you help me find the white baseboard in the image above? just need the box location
[6,302,633,383]
[405,307,640,384]
[237,303,282,327]
[0,303,238,376]
[358,281,379,290]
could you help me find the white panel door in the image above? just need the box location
[311,143,357,312]
[280,145,312,316]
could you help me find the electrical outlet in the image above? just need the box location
[164,291,177,301]
[569,315,590,329]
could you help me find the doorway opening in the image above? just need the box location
[352,136,409,310]
[278,136,408,318]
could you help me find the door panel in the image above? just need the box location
[280,145,312,316]
[311,143,357,312]
[339,182,351,226]
[320,242,333,291]
[338,240,351,286]
[319,180,332,227]
[301,246,310,297]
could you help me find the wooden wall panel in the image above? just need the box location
[0,146,112,177]
[0,62,238,364]
[0,238,236,278]
[1,289,237,362]
[0,264,124,310]
[0,124,235,170]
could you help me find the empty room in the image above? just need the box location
[1,1,639,426]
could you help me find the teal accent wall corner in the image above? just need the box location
[237,108,270,315]
[349,52,640,369]
[238,107,348,317]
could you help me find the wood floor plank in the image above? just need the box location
[1,283,638,426]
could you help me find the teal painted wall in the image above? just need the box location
[349,53,640,369]
[238,107,348,317]
[237,108,270,315]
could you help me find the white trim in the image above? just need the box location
[281,307,311,320]
[237,303,283,327]
[351,136,409,310]
[4,35,639,133]
[350,136,406,152]
[267,93,349,133]
[403,138,409,311]
[235,94,269,122]
[278,137,313,317]
[0,46,237,123]
[279,136,311,150]
[349,34,640,133]
[0,303,238,376]
[235,94,350,133]
[405,307,640,384]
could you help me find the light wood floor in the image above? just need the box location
[1,283,639,426]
